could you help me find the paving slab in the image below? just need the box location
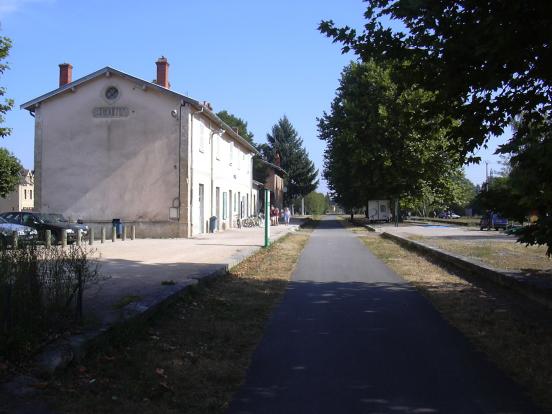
[228,216,541,414]
[85,220,302,328]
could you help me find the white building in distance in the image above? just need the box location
[0,169,35,213]
[21,57,258,237]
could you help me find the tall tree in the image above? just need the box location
[0,32,21,198]
[266,116,318,204]
[216,109,267,183]
[216,110,254,144]
[1,34,13,139]
[319,1,552,159]
[497,114,552,255]
[0,148,22,198]
[319,1,552,253]
[318,61,461,212]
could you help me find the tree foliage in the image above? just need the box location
[402,170,476,216]
[319,1,552,253]
[1,34,13,139]
[0,148,22,198]
[498,115,552,255]
[319,1,552,159]
[216,110,254,144]
[318,60,461,212]
[266,116,318,204]
[300,191,328,215]
[0,33,20,197]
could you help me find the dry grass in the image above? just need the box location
[44,227,314,414]
[358,232,552,412]
[414,237,552,274]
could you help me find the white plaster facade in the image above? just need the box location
[22,64,256,237]
[0,169,35,212]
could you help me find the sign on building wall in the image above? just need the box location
[92,107,129,118]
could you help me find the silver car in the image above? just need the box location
[0,216,38,247]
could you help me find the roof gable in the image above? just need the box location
[20,66,258,154]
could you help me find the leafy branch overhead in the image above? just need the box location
[0,33,21,198]
[0,35,14,139]
[319,1,552,254]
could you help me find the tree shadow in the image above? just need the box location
[228,279,546,414]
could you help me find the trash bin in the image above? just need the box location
[209,216,218,233]
[112,218,124,238]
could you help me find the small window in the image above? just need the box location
[380,204,386,213]
[30,190,33,199]
[24,189,27,199]
[223,192,228,220]
[105,86,119,101]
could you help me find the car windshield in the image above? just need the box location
[35,213,68,224]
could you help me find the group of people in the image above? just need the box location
[270,206,291,226]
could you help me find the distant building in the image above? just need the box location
[0,169,35,212]
[21,58,257,237]
[260,153,286,209]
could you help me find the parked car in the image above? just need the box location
[0,216,38,247]
[479,212,508,231]
[0,212,81,244]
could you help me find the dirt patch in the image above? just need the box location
[43,227,314,414]
[358,232,552,412]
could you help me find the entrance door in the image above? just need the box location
[216,187,220,230]
[199,184,205,233]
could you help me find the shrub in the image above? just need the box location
[0,244,103,360]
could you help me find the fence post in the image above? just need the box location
[45,229,51,249]
[101,227,106,244]
[76,229,82,246]
[122,225,127,241]
[112,226,116,242]
[11,231,18,249]
[131,225,136,240]
[88,228,94,245]
[61,229,67,248]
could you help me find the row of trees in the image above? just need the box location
[318,1,552,254]
[218,111,318,207]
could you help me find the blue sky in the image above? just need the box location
[0,0,506,193]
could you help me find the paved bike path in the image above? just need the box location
[227,217,541,413]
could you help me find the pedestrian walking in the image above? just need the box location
[284,207,291,225]
[274,207,280,225]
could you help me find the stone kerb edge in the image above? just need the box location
[381,231,552,309]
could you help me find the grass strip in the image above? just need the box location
[354,229,552,412]
[45,226,314,414]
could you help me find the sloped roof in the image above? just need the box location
[20,66,258,154]
[258,158,286,175]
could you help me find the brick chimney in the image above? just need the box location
[59,63,73,87]
[155,56,170,88]
[274,151,281,167]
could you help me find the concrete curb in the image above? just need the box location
[381,232,552,309]
[350,219,376,232]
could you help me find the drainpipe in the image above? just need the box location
[190,105,204,235]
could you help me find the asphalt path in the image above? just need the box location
[227,216,541,414]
